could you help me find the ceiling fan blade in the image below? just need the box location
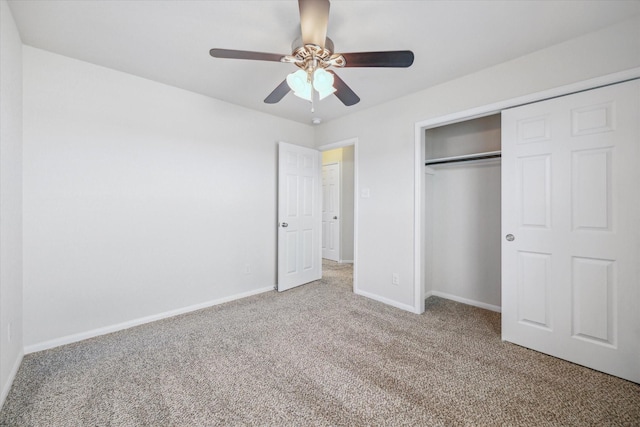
[328,71,360,106]
[341,50,414,68]
[209,48,285,62]
[299,0,330,48]
[264,79,291,104]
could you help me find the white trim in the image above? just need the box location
[339,259,354,264]
[1,350,23,408]
[415,68,640,131]
[317,137,358,152]
[355,289,420,314]
[413,68,640,314]
[429,291,502,313]
[318,138,359,295]
[414,116,425,314]
[24,286,274,354]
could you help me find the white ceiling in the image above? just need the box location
[8,0,640,125]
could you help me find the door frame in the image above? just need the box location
[318,138,358,292]
[413,68,640,314]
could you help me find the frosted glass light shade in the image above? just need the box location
[286,70,312,101]
[312,68,334,91]
[313,68,336,100]
[286,68,336,102]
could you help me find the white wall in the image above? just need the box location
[314,16,640,311]
[0,0,24,406]
[22,47,314,350]
[12,8,640,356]
[428,161,501,308]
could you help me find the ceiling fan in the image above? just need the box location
[209,0,414,107]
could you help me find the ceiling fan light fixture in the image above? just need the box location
[211,1,415,108]
[316,86,336,100]
[312,68,336,100]
[294,85,313,101]
[286,69,312,101]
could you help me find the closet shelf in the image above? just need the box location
[425,150,501,166]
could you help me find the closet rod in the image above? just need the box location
[425,152,501,166]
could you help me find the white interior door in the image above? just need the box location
[322,163,340,261]
[277,142,322,292]
[502,80,640,383]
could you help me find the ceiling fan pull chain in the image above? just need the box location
[310,69,315,113]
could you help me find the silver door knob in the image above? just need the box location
[505,234,515,242]
[333,216,338,220]
[281,223,288,228]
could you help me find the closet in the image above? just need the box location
[421,79,639,383]
[424,114,502,312]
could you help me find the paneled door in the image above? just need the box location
[277,142,322,291]
[502,80,639,383]
[322,163,340,261]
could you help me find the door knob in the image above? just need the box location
[281,222,288,228]
[505,234,515,241]
[333,216,338,220]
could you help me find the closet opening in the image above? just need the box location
[423,114,502,313]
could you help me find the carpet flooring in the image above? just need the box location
[1,261,639,426]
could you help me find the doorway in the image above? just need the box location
[318,138,358,292]
[322,162,340,261]
[423,114,502,313]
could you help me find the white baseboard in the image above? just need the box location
[339,259,353,264]
[24,286,275,354]
[428,291,501,313]
[355,289,419,314]
[1,350,23,409]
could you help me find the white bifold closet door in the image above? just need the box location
[502,79,640,383]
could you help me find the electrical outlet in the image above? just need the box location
[392,273,400,286]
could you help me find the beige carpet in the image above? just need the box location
[1,261,638,426]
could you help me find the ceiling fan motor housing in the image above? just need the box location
[287,36,346,71]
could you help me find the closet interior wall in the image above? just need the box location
[424,114,502,311]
